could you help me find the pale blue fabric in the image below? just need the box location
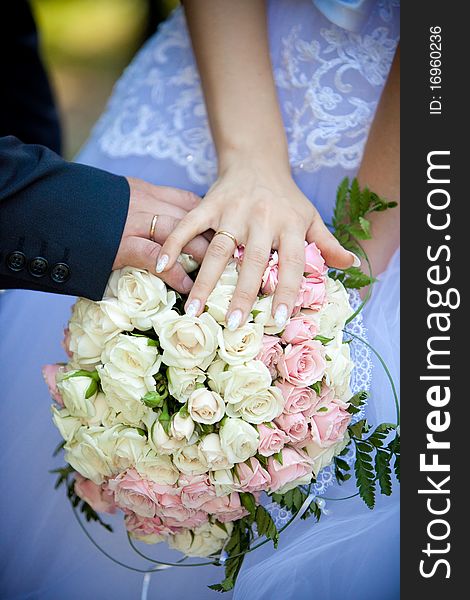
[0,1,399,598]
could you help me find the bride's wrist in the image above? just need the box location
[217,143,291,179]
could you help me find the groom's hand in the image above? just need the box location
[113,177,208,293]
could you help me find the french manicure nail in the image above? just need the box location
[227,309,242,331]
[274,304,288,328]
[347,252,362,268]
[185,299,200,318]
[156,254,169,273]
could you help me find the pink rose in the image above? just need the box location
[42,364,63,406]
[257,335,283,378]
[234,245,245,262]
[203,493,249,523]
[278,340,326,387]
[260,252,279,295]
[276,382,318,415]
[74,474,116,514]
[275,412,309,445]
[281,315,318,345]
[179,474,217,509]
[310,402,351,448]
[235,457,271,493]
[304,243,326,277]
[62,327,73,358]
[107,469,159,518]
[295,275,326,311]
[257,423,289,457]
[125,513,177,537]
[267,447,313,492]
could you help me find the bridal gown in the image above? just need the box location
[0,1,400,598]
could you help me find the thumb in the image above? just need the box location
[307,219,361,270]
[115,236,194,294]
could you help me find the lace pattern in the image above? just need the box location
[92,1,399,186]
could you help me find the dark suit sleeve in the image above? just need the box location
[0,136,130,300]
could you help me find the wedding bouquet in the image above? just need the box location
[44,179,399,591]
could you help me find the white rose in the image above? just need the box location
[87,392,123,427]
[169,522,233,557]
[207,359,229,395]
[226,386,284,424]
[188,388,225,425]
[252,295,284,335]
[130,532,166,545]
[101,334,161,377]
[148,418,185,455]
[109,267,176,330]
[98,363,155,425]
[217,323,264,366]
[199,434,233,470]
[170,411,195,441]
[276,472,313,494]
[68,298,131,367]
[219,417,259,464]
[112,427,148,471]
[51,405,82,443]
[316,277,353,339]
[57,374,97,419]
[209,469,236,496]
[157,312,220,369]
[135,451,179,485]
[219,260,239,286]
[306,434,350,476]
[167,366,206,403]
[222,361,272,404]
[64,426,115,484]
[324,334,354,401]
[172,443,208,475]
[206,283,236,324]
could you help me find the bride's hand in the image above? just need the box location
[156,159,356,329]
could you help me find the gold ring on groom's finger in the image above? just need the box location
[149,215,159,241]
[214,230,238,247]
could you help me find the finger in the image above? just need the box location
[307,219,359,269]
[156,208,209,273]
[129,213,209,264]
[117,237,194,294]
[183,231,238,318]
[226,232,271,330]
[149,186,201,212]
[272,232,306,327]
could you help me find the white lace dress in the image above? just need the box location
[0,2,400,598]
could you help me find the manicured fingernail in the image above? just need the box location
[185,299,200,318]
[156,254,169,273]
[347,252,361,268]
[274,304,288,328]
[227,309,242,331]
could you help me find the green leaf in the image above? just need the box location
[349,419,368,439]
[142,391,165,408]
[158,400,171,434]
[85,379,98,399]
[273,450,283,465]
[240,492,257,516]
[333,177,349,227]
[255,505,279,548]
[359,216,372,239]
[349,178,361,222]
[310,381,322,395]
[354,443,376,509]
[313,335,335,345]
[147,338,159,347]
[62,369,100,381]
[375,449,392,496]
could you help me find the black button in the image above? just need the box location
[6,251,26,272]
[51,262,70,283]
[28,257,48,277]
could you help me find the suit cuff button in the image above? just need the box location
[28,257,49,277]
[6,251,27,272]
[51,262,71,283]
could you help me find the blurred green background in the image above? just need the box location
[31,0,178,159]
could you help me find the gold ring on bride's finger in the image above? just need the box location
[214,230,238,247]
[149,215,158,241]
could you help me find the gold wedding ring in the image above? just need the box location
[149,215,158,241]
[214,230,238,247]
